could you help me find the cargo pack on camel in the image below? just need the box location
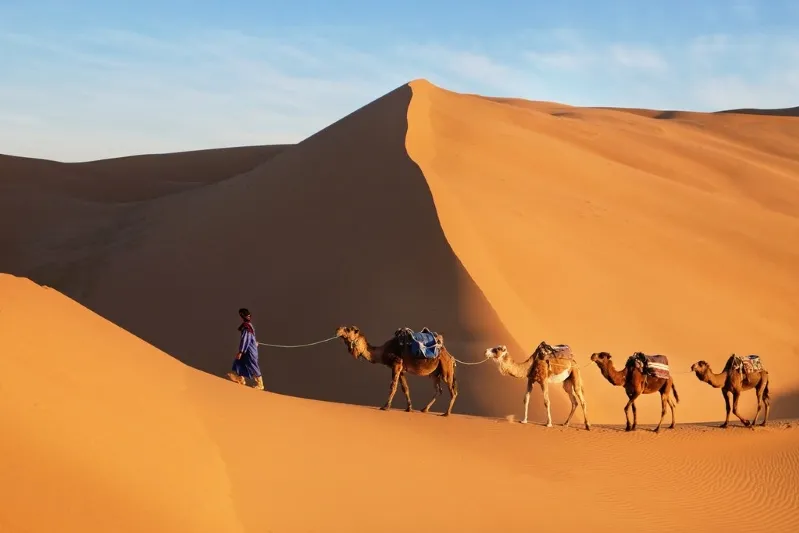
[394,327,443,360]
[627,352,671,380]
[335,325,459,415]
[731,354,764,375]
[690,353,770,428]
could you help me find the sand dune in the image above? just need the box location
[406,79,799,423]
[2,273,799,533]
[1,79,798,428]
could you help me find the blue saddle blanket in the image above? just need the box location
[408,330,441,359]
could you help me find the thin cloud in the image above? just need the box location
[1,26,797,161]
[609,45,668,73]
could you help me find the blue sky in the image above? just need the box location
[1,0,797,161]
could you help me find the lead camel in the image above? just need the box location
[335,325,459,416]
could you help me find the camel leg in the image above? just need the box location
[623,394,634,431]
[654,392,668,433]
[720,390,732,428]
[443,371,458,417]
[542,381,553,428]
[381,362,402,411]
[731,390,750,427]
[521,379,533,424]
[562,379,579,428]
[668,396,676,429]
[624,391,640,431]
[761,378,771,427]
[574,376,591,431]
[399,373,413,412]
[752,383,764,427]
[422,375,442,413]
[579,387,591,431]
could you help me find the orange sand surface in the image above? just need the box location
[1,274,798,532]
[2,79,799,531]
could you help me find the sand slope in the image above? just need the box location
[1,83,520,417]
[2,274,799,533]
[2,79,799,426]
[406,79,799,423]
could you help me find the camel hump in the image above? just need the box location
[627,352,671,380]
[732,354,764,374]
[395,327,442,360]
[536,342,573,360]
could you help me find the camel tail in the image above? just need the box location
[671,381,680,404]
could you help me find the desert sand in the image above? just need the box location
[1,79,799,532]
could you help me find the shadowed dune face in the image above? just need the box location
[35,84,526,418]
[0,145,289,303]
[1,145,288,202]
[2,79,799,425]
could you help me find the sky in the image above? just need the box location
[1,0,797,161]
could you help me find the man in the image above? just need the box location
[226,307,264,390]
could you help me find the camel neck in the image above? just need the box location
[498,356,534,379]
[697,368,726,388]
[353,337,378,363]
[598,361,627,386]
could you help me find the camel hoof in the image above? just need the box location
[743,420,751,427]
[405,406,413,413]
[653,428,661,433]
[380,406,389,411]
[421,408,430,413]
[520,420,528,424]
[585,425,591,431]
[719,423,728,429]
[440,412,450,417]
[625,426,633,432]
[546,423,553,428]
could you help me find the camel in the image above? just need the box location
[335,325,459,416]
[485,342,591,430]
[590,351,679,432]
[690,354,770,428]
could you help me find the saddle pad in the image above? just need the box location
[645,362,671,380]
[396,328,441,359]
[538,343,574,360]
[734,354,763,374]
[629,353,671,380]
[549,344,574,359]
[411,331,440,359]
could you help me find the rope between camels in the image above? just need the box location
[452,355,491,366]
[257,336,339,349]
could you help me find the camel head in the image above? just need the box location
[484,345,509,362]
[590,351,612,365]
[335,325,364,359]
[690,360,710,374]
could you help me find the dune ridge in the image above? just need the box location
[1,79,798,427]
[2,273,799,532]
[405,79,799,423]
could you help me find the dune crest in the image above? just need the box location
[405,79,799,423]
[1,79,798,427]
